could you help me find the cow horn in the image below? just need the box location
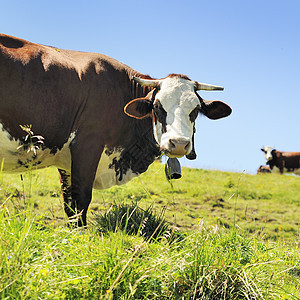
[132,76,160,87]
[195,81,224,91]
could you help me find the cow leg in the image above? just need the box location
[58,169,75,220]
[69,135,103,227]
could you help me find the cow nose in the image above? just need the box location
[168,138,191,156]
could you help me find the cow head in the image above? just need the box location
[261,146,275,161]
[124,74,232,159]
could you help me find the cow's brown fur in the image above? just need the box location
[0,33,158,225]
[0,34,150,145]
[0,33,231,225]
[165,73,191,80]
[267,150,300,174]
[257,165,271,174]
[0,35,41,64]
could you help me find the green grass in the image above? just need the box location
[98,163,299,244]
[1,207,299,299]
[5,162,297,243]
[0,162,299,298]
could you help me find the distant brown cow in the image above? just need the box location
[261,146,300,174]
[257,165,271,174]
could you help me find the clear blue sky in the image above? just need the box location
[2,0,300,174]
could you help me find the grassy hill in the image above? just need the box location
[3,162,299,242]
[0,162,299,298]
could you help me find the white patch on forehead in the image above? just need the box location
[157,77,198,109]
[262,146,273,161]
[154,77,198,153]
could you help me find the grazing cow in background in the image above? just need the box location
[261,146,300,174]
[0,33,232,225]
[257,165,271,174]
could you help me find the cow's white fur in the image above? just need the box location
[0,124,136,189]
[0,124,25,171]
[57,141,138,189]
[153,77,197,156]
[262,145,273,161]
[0,124,75,172]
[93,148,137,189]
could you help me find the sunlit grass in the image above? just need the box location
[1,162,299,242]
[91,162,300,244]
[0,205,299,298]
[0,161,299,298]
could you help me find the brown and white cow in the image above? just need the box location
[257,165,271,174]
[261,146,300,174]
[0,34,232,225]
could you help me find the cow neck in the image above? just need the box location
[130,78,154,99]
[106,77,160,179]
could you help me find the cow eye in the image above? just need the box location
[153,100,164,113]
[153,100,162,112]
[153,100,167,133]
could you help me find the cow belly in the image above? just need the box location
[0,124,73,173]
[0,123,137,189]
[0,127,52,172]
[93,148,138,190]
[0,146,56,172]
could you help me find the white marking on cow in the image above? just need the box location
[0,124,135,189]
[262,146,273,161]
[56,144,138,190]
[93,148,137,190]
[0,124,53,172]
[53,132,76,171]
[153,77,197,155]
[0,124,75,172]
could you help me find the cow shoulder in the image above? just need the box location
[0,34,41,64]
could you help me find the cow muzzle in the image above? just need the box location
[162,137,191,158]
[265,155,273,161]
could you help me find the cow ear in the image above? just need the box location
[200,100,232,120]
[124,98,153,119]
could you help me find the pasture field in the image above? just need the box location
[0,162,299,299]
